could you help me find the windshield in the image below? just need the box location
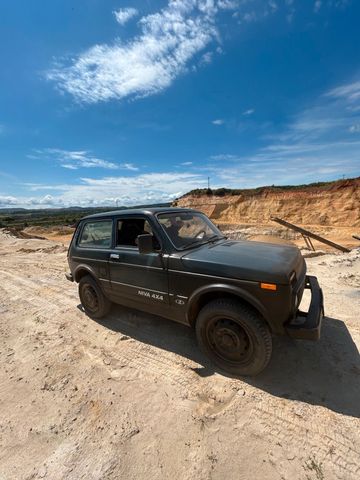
[157,212,224,250]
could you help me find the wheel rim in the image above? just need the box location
[206,317,254,365]
[82,284,99,313]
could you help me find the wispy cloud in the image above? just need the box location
[8,172,205,208]
[120,163,139,171]
[242,108,255,115]
[326,80,360,104]
[31,148,138,171]
[47,1,239,104]
[46,1,354,104]
[207,77,360,186]
[4,77,359,209]
[40,148,119,170]
[199,51,213,65]
[268,1,278,12]
[113,7,139,25]
[212,119,225,125]
[314,1,322,13]
[349,124,360,133]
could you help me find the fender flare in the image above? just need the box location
[73,264,98,283]
[186,283,269,325]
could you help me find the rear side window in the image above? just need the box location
[78,220,113,248]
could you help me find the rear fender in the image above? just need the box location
[73,264,97,283]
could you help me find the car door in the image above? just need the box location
[72,218,113,297]
[108,215,169,311]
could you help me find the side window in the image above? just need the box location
[78,220,113,248]
[117,218,145,247]
[116,218,161,249]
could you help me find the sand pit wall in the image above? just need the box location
[177,179,360,228]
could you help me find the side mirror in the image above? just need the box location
[137,234,155,254]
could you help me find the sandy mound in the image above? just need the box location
[24,225,74,236]
[1,226,46,240]
[0,228,67,254]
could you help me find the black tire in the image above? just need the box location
[78,275,112,319]
[195,298,272,376]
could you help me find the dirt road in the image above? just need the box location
[0,230,359,480]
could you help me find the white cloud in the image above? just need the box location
[268,1,278,12]
[200,51,213,65]
[242,108,255,115]
[210,154,236,160]
[51,0,351,104]
[120,163,139,171]
[47,1,228,104]
[326,80,360,103]
[113,7,139,25]
[314,1,322,13]
[349,124,360,133]
[7,172,206,209]
[0,195,18,206]
[180,161,193,165]
[33,148,126,170]
[217,0,238,10]
[242,11,258,23]
[212,118,224,125]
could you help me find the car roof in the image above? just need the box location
[81,206,199,220]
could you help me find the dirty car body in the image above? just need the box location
[66,207,324,375]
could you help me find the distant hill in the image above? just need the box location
[0,208,27,214]
[0,202,172,229]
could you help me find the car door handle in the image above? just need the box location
[110,253,120,260]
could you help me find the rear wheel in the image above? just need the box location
[79,275,111,319]
[195,298,272,376]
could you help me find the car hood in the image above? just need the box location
[180,239,305,284]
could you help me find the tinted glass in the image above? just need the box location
[78,220,112,248]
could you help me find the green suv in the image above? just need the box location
[66,208,324,376]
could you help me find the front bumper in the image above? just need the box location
[285,275,324,340]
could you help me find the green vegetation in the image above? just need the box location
[179,176,360,199]
[0,203,171,230]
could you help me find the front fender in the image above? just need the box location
[186,282,269,325]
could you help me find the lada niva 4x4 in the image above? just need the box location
[66,208,324,375]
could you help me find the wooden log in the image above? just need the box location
[271,216,350,253]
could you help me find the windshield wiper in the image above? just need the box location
[179,239,204,250]
[203,234,226,245]
[179,235,226,250]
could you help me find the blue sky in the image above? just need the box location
[0,0,359,208]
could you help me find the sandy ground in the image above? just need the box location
[0,229,359,480]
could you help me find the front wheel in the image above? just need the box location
[79,275,111,319]
[195,299,272,376]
